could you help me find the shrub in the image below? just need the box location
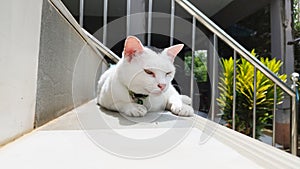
[184,50,208,83]
[217,50,287,138]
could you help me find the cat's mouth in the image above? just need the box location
[146,88,165,95]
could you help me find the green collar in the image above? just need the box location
[128,90,148,105]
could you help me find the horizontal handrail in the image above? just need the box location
[175,0,295,97]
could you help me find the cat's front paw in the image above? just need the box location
[122,104,147,117]
[181,95,192,105]
[171,104,194,117]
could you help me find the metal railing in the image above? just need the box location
[174,0,298,155]
[75,0,298,155]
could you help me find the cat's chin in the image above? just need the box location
[149,90,164,96]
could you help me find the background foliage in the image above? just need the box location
[184,50,208,83]
[293,0,300,36]
[217,50,287,138]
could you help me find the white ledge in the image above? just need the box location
[0,100,299,169]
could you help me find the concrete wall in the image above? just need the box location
[0,0,43,145]
[35,0,105,127]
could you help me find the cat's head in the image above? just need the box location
[118,36,184,95]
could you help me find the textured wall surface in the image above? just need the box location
[35,0,105,127]
[0,0,43,145]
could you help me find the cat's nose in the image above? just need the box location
[157,83,166,91]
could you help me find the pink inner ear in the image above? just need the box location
[167,44,184,60]
[124,36,144,62]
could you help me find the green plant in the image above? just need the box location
[293,0,300,36]
[184,50,208,82]
[217,50,287,138]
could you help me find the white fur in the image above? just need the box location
[97,38,194,117]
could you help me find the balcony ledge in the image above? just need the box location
[0,100,299,169]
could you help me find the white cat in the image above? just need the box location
[97,36,194,117]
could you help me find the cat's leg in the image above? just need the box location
[167,95,194,116]
[100,93,148,117]
[99,82,148,117]
[100,97,148,117]
[165,87,194,116]
[99,95,147,117]
[97,71,148,117]
[181,95,192,105]
[115,102,147,117]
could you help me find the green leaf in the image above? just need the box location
[218,49,286,138]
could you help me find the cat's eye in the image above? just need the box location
[166,72,172,76]
[144,69,155,76]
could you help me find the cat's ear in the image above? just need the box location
[165,44,184,62]
[123,36,144,62]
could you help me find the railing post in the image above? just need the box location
[170,0,175,46]
[190,16,196,105]
[232,50,237,130]
[79,0,84,27]
[272,84,277,146]
[126,0,131,36]
[210,34,218,121]
[253,67,257,138]
[103,0,108,45]
[291,72,299,156]
[147,0,153,46]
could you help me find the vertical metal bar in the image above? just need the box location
[147,0,153,46]
[253,67,257,138]
[232,50,237,130]
[291,94,298,155]
[103,0,108,45]
[170,0,175,46]
[79,0,84,27]
[190,16,196,105]
[291,72,299,155]
[272,84,277,146]
[126,0,131,36]
[211,34,217,121]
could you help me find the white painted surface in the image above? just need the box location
[0,130,262,169]
[1,101,299,168]
[0,0,43,144]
